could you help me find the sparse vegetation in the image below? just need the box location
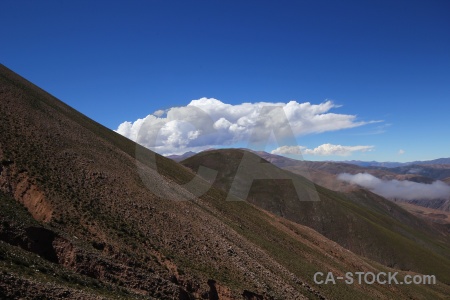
[1,64,450,299]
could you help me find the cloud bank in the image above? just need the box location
[337,173,450,200]
[271,144,374,156]
[116,98,372,155]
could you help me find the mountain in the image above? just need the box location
[250,151,434,188]
[404,199,450,213]
[166,151,197,162]
[232,150,449,184]
[181,149,450,281]
[415,158,450,165]
[343,158,450,168]
[253,151,449,216]
[343,160,407,168]
[1,64,450,299]
[396,201,450,225]
[374,164,450,181]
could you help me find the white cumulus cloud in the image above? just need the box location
[337,173,450,200]
[271,144,374,156]
[398,149,405,155]
[153,109,165,117]
[271,145,306,155]
[116,98,374,155]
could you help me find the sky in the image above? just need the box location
[1,0,449,162]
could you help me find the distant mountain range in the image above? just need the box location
[181,149,450,275]
[169,150,450,183]
[169,150,450,168]
[251,151,450,212]
[166,151,197,161]
[172,150,450,214]
[343,157,450,168]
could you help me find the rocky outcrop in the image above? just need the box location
[0,159,52,222]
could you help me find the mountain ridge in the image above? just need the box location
[343,158,450,168]
[181,149,450,280]
[167,149,450,169]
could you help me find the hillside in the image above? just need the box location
[251,151,435,190]
[396,201,450,225]
[405,199,450,213]
[375,164,450,181]
[182,149,450,283]
[252,152,449,218]
[343,158,450,168]
[166,151,197,162]
[1,64,450,299]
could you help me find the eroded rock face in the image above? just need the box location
[0,214,58,264]
[0,159,52,222]
[0,214,193,299]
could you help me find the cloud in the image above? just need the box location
[153,109,165,117]
[271,144,374,156]
[337,173,450,200]
[349,123,391,136]
[398,149,405,155]
[271,145,306,155]
[303,144,374,156]
[116,97,374,155]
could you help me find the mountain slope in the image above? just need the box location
[253,152,449,219]
[181,149,450,284]
[342,158,450,168]
[166,151,197,162]
[253,151,435,187]
[1,64,450,299]
[375,164,450,181]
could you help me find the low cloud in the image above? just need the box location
[116,98,375,155]
[337,173,450,200]
[398,149,405,155]
[271,144,374,156]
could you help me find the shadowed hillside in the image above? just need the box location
[1,64,450,299]
[182,149,450,283]
[253,151,450,216]
[253,151,436,187]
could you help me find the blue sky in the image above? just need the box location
[1,0,449,161]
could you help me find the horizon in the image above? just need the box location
[2,1,449,162]
[166,147,450,164]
